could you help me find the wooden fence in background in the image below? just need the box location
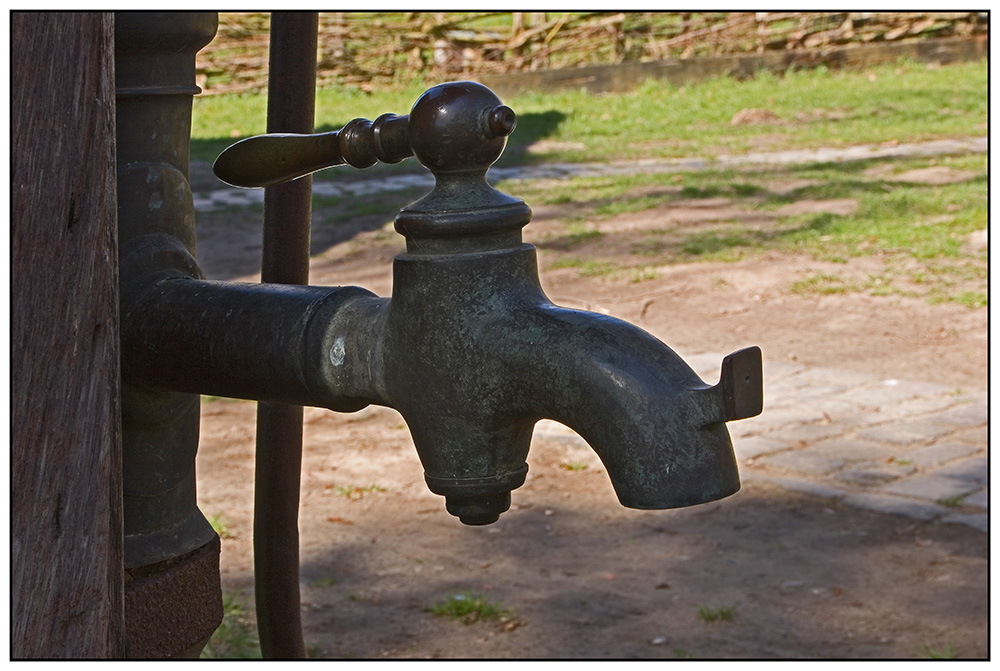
[197,12,988,94]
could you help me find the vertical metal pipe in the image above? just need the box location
[254,11,318,659]
[115,12,225,658]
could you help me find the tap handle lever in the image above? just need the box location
[213,113,412,188]
[214,82,519,189]
[716,346,764,421]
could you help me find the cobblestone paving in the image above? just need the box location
[537,352,988,532]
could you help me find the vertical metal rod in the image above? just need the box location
[253,11,318,659]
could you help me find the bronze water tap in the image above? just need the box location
[131,82,763,526]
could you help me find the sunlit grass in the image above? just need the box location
[192,59,986,165]
[425,592,514,624]
[200,593,261,659]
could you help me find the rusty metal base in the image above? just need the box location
[124,535,222,658]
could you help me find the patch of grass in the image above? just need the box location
[335,484,387,499]
[559,461,588,471]
[548,257,619,278]
[200,593,261,659]
[565,219,604,244]
[790,273,852,295]
[544,192,574,205]
[674,647,697,659]
[192,60,985,167]
[732,182,765,197]
[206,514,234,539]
[697,604,737,623]
[680,229,755,259]
[628,266,660,283]
[758,177,891,207]
[773,170,987,264]
[309,576,338,588]
[314,187,425,226]
[922,643,958,659]
[790,272,900,298]
[630,237,668,257]
[312,193,346,208]
[501,60,986,163]
[593,192,672,218]
[935,496,965,509]
[949,291,987,309]
[680,185,725,199]
[425,592,514,624]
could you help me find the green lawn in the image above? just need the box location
[191,59,986,308]
[192,59,986,167]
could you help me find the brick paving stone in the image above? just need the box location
[732,436,788,461]
[780,384,860,405]
[882,474,981,501]
[874,394,966,420]
[759,390,806,411]
[734,405,829,434]
[904,442,983,469]
[763,369,819,388]
[893,379,961,399]
[850,379,950,407]
[761,360,807,379]
[839,492,942,521]
[807,438,897,462]
[940,513,988,532]
[759,422,848,446]
[953,426,988,445]
[730,421,765,440]
[962,488,988,510]
[836,460,916,486]
[815,398,891,428]
[787,367,875,388]
[923,402,989,428]
[858,421,955,446]
[681,352,725,379]
[762,376,815,397]
[848,380,918,406]
[934,457,988,486]
[757,450,845,476]
[741,474,844,501]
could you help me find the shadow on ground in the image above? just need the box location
[198,402,987,660]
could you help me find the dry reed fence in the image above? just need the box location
[196,11,987,94]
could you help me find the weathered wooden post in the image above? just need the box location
[11,11,124,658]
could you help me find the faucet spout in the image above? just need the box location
[378,238,761,523]
[519,305,760,509]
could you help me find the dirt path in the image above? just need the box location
[198,401,987,659]
[193,160,987,659]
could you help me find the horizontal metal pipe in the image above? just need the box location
[120,276,386,411]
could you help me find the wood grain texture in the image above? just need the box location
[11,12,123,658]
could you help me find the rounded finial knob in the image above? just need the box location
[487,105,517,138]
[407,81,515,174]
